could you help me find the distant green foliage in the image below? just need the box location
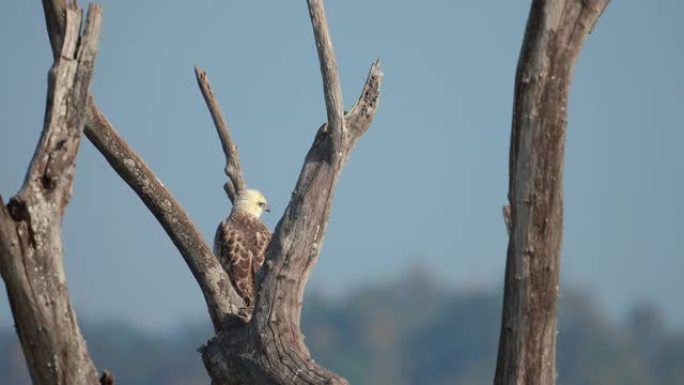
[1,273,681,385]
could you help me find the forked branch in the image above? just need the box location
[201,1,383,384]
[41,0,245,331]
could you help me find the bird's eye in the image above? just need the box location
[258,202,266,207]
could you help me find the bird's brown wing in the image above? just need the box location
[215,221,254,305]
[252,228,271,274]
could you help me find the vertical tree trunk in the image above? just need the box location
[0,5,103,385]
[494,1,610,385]
[42,0,242,331]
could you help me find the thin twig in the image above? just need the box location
[195,66,247,203]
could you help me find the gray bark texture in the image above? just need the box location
[42,0,241,332]
[25,0,382,384]
[494,1,610,385]
[0,4,102,385]
[194,66,246,205]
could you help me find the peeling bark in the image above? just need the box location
[494,1,611,385]
[41,0,242,331]
[0,5,102,385]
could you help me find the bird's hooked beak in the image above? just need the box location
[265,205,271,213]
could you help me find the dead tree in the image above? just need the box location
[1,0,382,384]
[495,1,610,385]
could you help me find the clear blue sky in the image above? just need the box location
[1,0,682,332]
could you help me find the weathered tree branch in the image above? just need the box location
[200,0,383,382]
[41,0,68,60]
[343,60,383,145]
[194,67,247,203]
[494,1,610,384]
[255,60,383,330]
[307,0,345,149]
[41,0,244,331]
[0,5,102,384]
[83,99,246,329]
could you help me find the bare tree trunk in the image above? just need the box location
[0,4,102,385]
[494,1,610,385]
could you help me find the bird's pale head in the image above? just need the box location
[233,189,270,218]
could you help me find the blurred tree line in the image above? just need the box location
[2,270,682,385]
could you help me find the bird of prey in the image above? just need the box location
[214,189,271,308]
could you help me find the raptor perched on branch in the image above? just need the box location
[214,189,271,311]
